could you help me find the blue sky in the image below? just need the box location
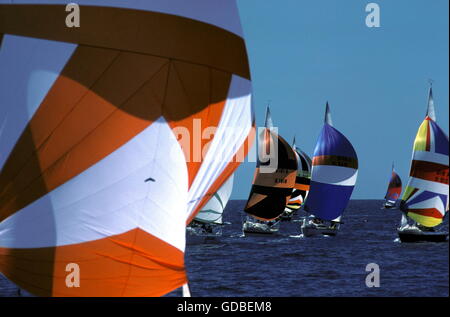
[233,0,449,199]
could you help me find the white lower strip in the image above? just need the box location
[311,165,358,186]
[408,177,449,196]
[413,150,449,166]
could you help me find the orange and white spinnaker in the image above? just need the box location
[0,0,254,296]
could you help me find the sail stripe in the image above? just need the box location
[413,120,429,152]
[410,160,449,184]
[313,155,358,169]
[309,165,358,186]
[412,151,449,166]
[406,177,448,196]
[0,228,186,297]
[408,208,442,219]
[0,4,250,80]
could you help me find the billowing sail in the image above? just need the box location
[194,174,234,225]
[286,137,312,211]
[244,107,297,220]
[384,163,402,206]
[400,87,449,227]
[304,102,358,221]
[0,1,254,296]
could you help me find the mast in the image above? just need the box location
[325,101,333,126]
[426,82,436,121]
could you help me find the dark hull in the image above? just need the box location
[243,230,276,236]
[398,231,448,243]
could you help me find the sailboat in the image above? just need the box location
[280,136,312,221]
[381,162,402,209]
[0,1,253,296]
[186,174,234,244]
[243,106,297,235]
[301,102,358,236]
[398,85,449,243]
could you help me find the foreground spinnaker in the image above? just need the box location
[400,87,449,227]
[0,1,254,296]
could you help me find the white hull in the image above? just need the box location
[300,218,339,237]
[242,221,279,236]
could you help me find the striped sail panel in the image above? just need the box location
[194,174,234,224]
[401,116,449,227]
[286,148,311,211]
[0,2,252,296]
[244,129,297,220]
[304,123,358,221]
[384,171,402,203]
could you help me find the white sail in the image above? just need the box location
[194,174,234,225]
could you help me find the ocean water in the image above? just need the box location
[1,200,448,297]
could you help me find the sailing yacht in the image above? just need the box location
[398,86,449,243]
[186,175,234,244]
[280,136,312,221]
[382,162,402,209]
[242,106,297,235]
[301,102,358,236]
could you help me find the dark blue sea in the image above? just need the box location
[1,200,448,297]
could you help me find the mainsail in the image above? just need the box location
[384,162,402,206]
[303,102,358,221]
[194,174,234,225]
[244,107,297,220]
[400,86,449,227]
[0,1,253,296]
[285,137,312,211]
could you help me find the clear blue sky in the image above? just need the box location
[232,0,449,199]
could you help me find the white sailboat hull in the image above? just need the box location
[300,218,339,237]
[242,221,279,236]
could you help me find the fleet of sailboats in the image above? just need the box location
[0,1,448,299]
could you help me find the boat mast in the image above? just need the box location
[426,80,436,121]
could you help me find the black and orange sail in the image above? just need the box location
[244,107,297,220]
[0,1,254,297]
